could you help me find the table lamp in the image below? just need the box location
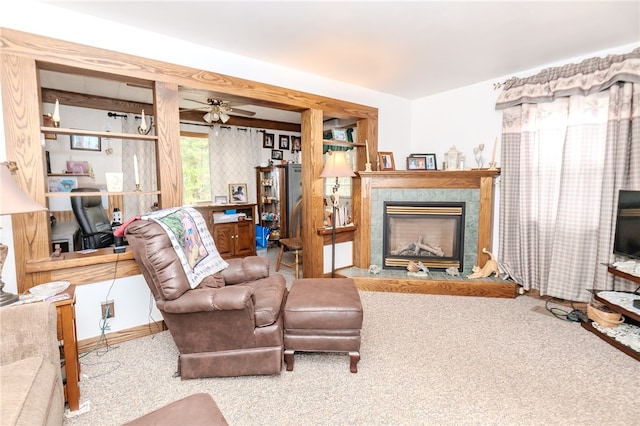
[0,162,47,306]
[320,151,355,277]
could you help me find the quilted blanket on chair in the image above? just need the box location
[141,207,228,289]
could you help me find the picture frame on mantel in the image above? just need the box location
[378,152,395,171]
[424,153,438,170]
[407,156,427,170]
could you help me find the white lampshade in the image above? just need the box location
[320,151,356,178]
[0,164,47,215]
[203,112,213,123]
[219,112,230,123]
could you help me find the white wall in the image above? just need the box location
[1,2,638,341]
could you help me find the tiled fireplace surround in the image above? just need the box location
[358,170,500,276]
[349,170,517,297]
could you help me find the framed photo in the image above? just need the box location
[66,160,90,174]
[291,135,302,152]
[424,153,438,170]
[214,195,228,204]
[331,129,347,141]
[263,132,274,149]
[271,149,283,160]
[71,135,102,151]
[70,135,101,151]
[407,156,427,170]
[378,151,395,171]
[279,135,290,150]
[229,183,247,203]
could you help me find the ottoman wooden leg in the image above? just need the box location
[349,351,360,373]
[284,349,295,371]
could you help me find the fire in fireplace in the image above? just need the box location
[383,201,465,270]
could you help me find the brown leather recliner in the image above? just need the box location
[125,219,287,379]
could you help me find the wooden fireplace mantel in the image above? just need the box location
[354,169,500,269]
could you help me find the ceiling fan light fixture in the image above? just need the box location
[203,112,213,123]
[220,112,230,123]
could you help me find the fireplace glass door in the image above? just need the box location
[383,202,465,270]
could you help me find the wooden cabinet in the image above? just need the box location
[580,266,640,361]
[54,285,80,411]
[211,220,255,258]
[195,204,257,259]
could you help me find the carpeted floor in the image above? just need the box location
[63,249,639,425]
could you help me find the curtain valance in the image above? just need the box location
[495,47,640,110]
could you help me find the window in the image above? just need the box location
[180,133,211,204]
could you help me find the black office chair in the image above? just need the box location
[70,188,114,250]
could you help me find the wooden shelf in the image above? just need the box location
[316,224,357,235]
[41,126,157,141]
[46,190,161,197]
[580,319,640,362]
[323,140,364,148]
[580,269,640,362]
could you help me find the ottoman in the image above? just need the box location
[123,393,228,425]
[283,278,363,373]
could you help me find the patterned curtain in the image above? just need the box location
[208,126,261,204]
[496,48,640,302]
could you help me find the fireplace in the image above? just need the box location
[383,202,465,270]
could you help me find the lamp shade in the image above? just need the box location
[0,165,47,215]
[320,151,356,178]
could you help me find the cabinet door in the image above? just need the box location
[212,223,234,258]
[234,220,256,257]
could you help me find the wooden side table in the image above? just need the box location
[54,285,80,411]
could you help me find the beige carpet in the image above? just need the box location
[63,249,639,425]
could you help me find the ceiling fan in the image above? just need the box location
[180,98,256,124]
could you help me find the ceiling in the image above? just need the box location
[37,1,639,125]
[42,1,640,99]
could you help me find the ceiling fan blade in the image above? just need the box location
[184,98,211,106]
[179,106,209,113]
[229,107,256,117]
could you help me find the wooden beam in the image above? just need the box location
[300,108,325,278]
[1,53,51,292]
[153,81,183,208]
[41,88,152,115]
[1,28,378,120]
[42,88,303,132]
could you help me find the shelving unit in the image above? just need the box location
[256,166,283,243]
[580,266,640,361]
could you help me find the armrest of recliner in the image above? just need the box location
[159,285,254,314]
[220,256,270,285]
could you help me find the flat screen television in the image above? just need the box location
[613,190,640,261]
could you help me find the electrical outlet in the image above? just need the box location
[101,300,115,319]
